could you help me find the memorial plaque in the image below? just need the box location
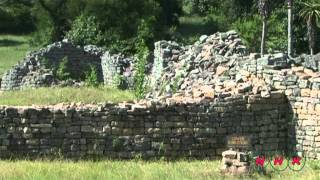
[227,135,251,150]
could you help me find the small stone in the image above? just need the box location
[216,66,229,76]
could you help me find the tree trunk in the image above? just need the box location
[261,18,267,57]
[288,0,293,57]
[307,16,315,55]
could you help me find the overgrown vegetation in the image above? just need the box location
[0,87,135,106]
[111,74,124,89]
[134,41,149,99]
[1,0,319,55]
[55,56,71,81]
[65,14,103,46]
[84,66,99,87]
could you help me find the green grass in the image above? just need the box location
[0,87,135,106]
[0,160,318,180]
[0,34,31,77]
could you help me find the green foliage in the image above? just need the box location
[176,16,218,45]
[112,74,124,89]
[29,4,55,47]
[39,57,51,69]
[232,11,287,53]
[85,66,99,87]
[28,0,182,54]
[30,0,70,46]
[232,15,261,52]
[299,1,320,23]
[55,57,71,81]
[2,0,320,56]
[65,14,103,46]
[182,0,213,15]
[134,41,149,99]
[172,74,182,94]
[299,0,320,54]
[0,3,35,34]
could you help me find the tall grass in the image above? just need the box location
[0,87,135,106]
[0,160,318,180]
[0,35,31,77]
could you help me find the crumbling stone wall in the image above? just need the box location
[0,93,290,159]
[0,41,135,91]
[0,41,104,90]
[101,52,134,89]
[148,32,320,159]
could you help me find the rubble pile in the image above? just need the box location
[148,31,273,101]
[148,31,320,103]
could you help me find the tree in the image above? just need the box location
[299,1,320,55]
[288,0,293,57]
[258,0,270,57]
[0,0,35,34]
[37,0,68,42]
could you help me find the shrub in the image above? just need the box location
[65,14,103,46]
[29,25,53,47]
[134,41,149,99]
[85,66,99,87]
[112,74,124,89]
[55,57,71,81]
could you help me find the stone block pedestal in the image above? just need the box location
[220,149,250,175]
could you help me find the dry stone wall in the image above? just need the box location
[0,41,104,90]
[1,31,320,159]
[0,40,135,90]
[236,53,320,159]
[0,93,290,159]
[101,52,135,89]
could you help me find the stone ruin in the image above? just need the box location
[0,40,135,90]
[148,30,320,102]
[1,30,320,97]
[0,31,320,164]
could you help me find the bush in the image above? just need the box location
[134,41,149,99]
[65,14,103,46]
[85,66,99,87]
[55,57,71,81]
[112,74,124,89]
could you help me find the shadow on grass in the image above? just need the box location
[0,39,24,47]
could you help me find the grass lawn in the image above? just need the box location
[0,34,31,77]
[0,87,135,106]
[0,160,319,180]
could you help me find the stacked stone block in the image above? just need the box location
[101,52,134,89]
[0,93,288,159]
